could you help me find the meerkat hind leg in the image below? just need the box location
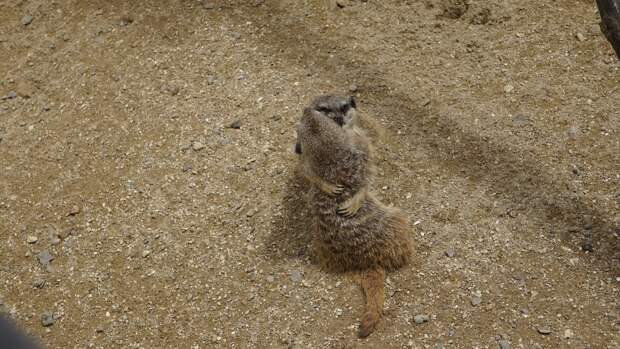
[337,186,367,217]
[358,268,386,338]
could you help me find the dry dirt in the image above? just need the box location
[0,0,619,348]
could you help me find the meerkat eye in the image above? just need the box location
[316,106,331,114]
[348,96,356,109]
[341,104,350,114]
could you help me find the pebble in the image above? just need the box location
[33,278,46,289]
[96,326,105,333]
[289,270,303,283]
[142,250,151,258]
[567,125,580,139]
[228,120,241,129]
[512,114,529,126]
[206,75,216,85]
[471,296,482,306]
[576,33,586,42]
[413,314,430,324]
[27,235,38,244]
[37,250,54,268]
[563,328,573,339]
[581,242,594,252]
[68,205,80,216]
[192,141,205,151]
[537,325,552,335]
[1,91,17,100]
[165,85,180,96]
[202,1,216,9]
[119,15,134,26]
[348,84,358,93]
[503,84,514,93]
[498,340,511,349]
[266,275,275,283]
[41,312,55,327]
[445,248,455,258]
[21,15,34,26]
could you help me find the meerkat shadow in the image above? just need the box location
[265,168,317,264]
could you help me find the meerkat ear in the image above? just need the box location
[348,96,356,109]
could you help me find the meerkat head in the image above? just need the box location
[309,94,357,127]
[294,94,357,155]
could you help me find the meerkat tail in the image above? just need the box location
[357,268,386,338]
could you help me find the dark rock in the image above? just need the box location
[41,312,55,327]
[228,120,241,129]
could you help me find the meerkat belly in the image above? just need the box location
[309,191,410,272]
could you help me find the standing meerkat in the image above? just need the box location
[294,95,413,337]
[295,95,371,217]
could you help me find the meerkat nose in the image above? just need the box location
[295,142,302,154]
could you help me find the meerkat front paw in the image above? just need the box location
[336,188,366,217]
[337,198,362,217]
[321,182,345,196]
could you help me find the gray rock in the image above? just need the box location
[68,205,80,216]
[445,247,455,258]
[498,339,511,349]
[576,32,586,42]
[471,296,482,306]
[37,250,54,268]
[348,84,358,93]
[33,278,45,289]
[567,125,580,139]
[266,275,275,283]
[512,114,529,126]
[537,325,552,335]
[289,270,303,283]
[413,314,430,324]
[192,141,205,151]
[21,15,34,26]
[228,120,241,129]
[41,312,54,327]
[1,91,17,100]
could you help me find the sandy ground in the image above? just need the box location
[0,0,618,348]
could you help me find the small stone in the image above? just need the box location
[142,250,151,258]
[445,248,455,258]
[202,1,216,9]
[119,15,134,26]
[348,84,358,93]
[576,33,586,42]
[27,235,38,244]
[563,328,573,339]
[512,114,529,126]
[206,75,216,85]
[289,270,303,283]
[537,325,551,335]
[1,91,17,100]
[96,326,105,333]
[21,15,34,26]
[581,242,593,252]
[567,125,580,139]
[335,308,343,316]
[68,205,80,216]
[50,236,61,245]
[41,312,54,327]
[498,339,511,349]
[228,120,241,129]
[33,278,45,289]
[413,314,430,324]
[266,275,275,283]
[16,81,35,98]
[165,85,180,96]
[37,250,54,268]
[471,296,482,306]
[405,193,412,199]
[192,141,205,151]
[504,84,514,93]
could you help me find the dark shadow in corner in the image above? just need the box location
[264,166,316,264]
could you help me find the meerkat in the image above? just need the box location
[294,95,413,337]
[295,95,371,217]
